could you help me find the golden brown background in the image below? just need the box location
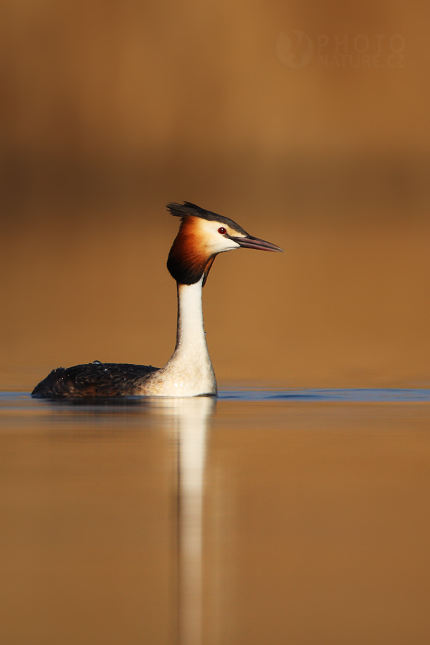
[1,0,430,390]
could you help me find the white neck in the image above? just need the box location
[143,277,217,396]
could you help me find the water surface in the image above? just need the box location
[1,389,430,645]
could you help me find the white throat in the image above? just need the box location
[142,277,217,397]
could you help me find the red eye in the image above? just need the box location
[218,227,227,234]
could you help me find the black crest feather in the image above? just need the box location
[166,201,248,236]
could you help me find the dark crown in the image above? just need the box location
[166,201,249,237]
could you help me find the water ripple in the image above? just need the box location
[218,388,430,402]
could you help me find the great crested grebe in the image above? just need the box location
[32,202,283,398]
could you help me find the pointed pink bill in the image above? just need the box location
[231,235,284,252]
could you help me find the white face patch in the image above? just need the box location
[198,219,245,254]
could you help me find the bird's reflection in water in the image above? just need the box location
[151,396,215,645]
[42,394,215,644]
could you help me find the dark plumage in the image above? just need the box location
[167,202,249,236]
[31,361,159,398]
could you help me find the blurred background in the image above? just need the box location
[1,0,430,390]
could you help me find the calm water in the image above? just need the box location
[1,389,430,645]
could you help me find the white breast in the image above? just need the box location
[141,277,217,397]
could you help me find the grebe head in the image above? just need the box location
[166,201,283,285]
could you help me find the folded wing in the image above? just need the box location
[31,362,160,398]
